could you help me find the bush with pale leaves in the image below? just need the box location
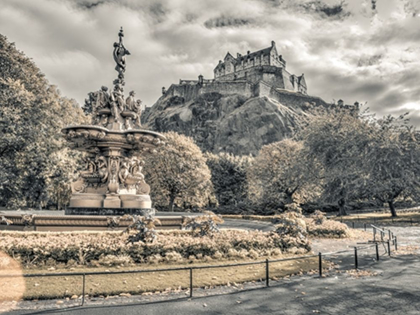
[0,229,310,266]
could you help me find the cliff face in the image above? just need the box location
[143,88,327,155]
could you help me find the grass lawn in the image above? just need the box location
[332,212,420,223]
[0,255,324,300]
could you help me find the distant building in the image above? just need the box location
[213,41,307,94]
[160,41,324,106]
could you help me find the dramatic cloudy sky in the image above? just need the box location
[1,0,419,126]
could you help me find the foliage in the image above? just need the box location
[205,152,253,207]
[274,203,310,250]
[298,108,375,215]
[248,139,316,211]
[182,211,224,236]
[0,34,87,209]
[305,211,350,238]
[0,229,310,266]
[310,210,326,225]
[361,115,420,217]
[143,131,216,211]
[123,215,161,244]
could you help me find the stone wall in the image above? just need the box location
[269,88,327,107]
[255,81,272,97]
[163,81,254,103]
[200,81,253,98]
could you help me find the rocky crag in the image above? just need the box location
[142,87,329,156]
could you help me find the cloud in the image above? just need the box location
[0,0,419,127]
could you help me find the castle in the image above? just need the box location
[158,41,327,107]
[213,41,307,94]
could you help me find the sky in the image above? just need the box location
[0,0,419,126]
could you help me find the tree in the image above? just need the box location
[143,131,215,211]
[0,34,87,209]
[362,115,420,217]
[204,152,253,207]
[299,109,374,216]
[248,139,313,210]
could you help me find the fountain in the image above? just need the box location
[62,27,164,216]
[0,28,184,231]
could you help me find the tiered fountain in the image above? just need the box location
[63,27,164,216]
[0,28,184,231]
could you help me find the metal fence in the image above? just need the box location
[0,224,398,307]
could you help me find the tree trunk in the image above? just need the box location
[169,195,175,212]
[338,198,347,216]
[388,200,397,217]
[284,192,294,205]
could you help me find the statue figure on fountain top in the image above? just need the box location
[113,27,130,86]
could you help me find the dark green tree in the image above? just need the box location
[205,152,253,207]
[362,115,420,217]
[0,34,87,209]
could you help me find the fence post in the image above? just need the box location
[395,236,398,251]
[318,252,322,277]
[354,247,358,270]
[82,273,86,306]
[375,243,380,261]
[388,230,391,241]
[373,228,376,242]
[387,240,391,256]
[352,222,355,229]
[364,223,366,231]
[266,259,270,287]
[189,268,193,298]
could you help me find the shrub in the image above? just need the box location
[182,211,224,236]
[305,211,349,238]
[98,254,133,266]
[274,203,310,251]
[124,215,161,244]
[0,229,310,266]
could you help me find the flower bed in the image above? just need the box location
[0,229,310,267]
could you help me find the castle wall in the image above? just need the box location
[164,81,254,103]
[269,88,327,107]
[216,66,286,89]
[200,81,253,98]
[255,81,272,97]
[165,83,202,102]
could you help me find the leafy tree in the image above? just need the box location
[204,152,253,207]
[143,131,215,211]
[248,139,314,210]
[0,34,87,209]
[362,115,420,217]
[299,109,374,216]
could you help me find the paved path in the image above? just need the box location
[8,253,420,315]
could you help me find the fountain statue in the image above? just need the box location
[61,27,165,216]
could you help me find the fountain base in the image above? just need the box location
[65,207,155,216]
